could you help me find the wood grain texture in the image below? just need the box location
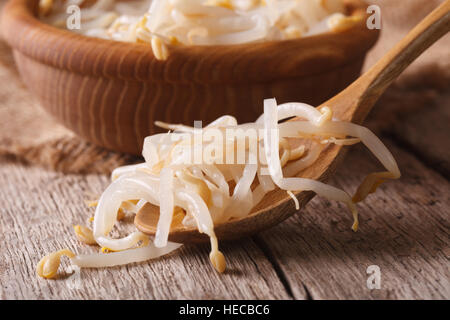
[390,92,450,179]
[0,0,448,300]
[1,0,379,154]
[0,158,291,300]
[1,139,448,299]
[255,141,450,300]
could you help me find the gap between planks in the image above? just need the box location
[252,138,449,300]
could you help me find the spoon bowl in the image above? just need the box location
[135,0,450,243]
[136,144,343,243]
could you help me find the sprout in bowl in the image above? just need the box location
[39,0,364,59]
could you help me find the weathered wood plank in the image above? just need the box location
[390,93,450,179]
[0,158,291,300]
[255,141,450,300]
[365,81,449,179]
[0,0,448,300]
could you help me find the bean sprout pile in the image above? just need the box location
[37,99,400,278]
[39,0,362,60]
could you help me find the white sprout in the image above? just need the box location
[37,97,400,278]
[39,0,358,60]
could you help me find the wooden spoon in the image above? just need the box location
[135,1,450,243]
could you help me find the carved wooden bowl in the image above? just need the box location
[1,0,379,154]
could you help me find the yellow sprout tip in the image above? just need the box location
[209,251,227,273]
[101,247,116,254]
[351,221,359,232]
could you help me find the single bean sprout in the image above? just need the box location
[36,249,76,279]
[73,225,97,245]
[39,0,361,60]
[37,98,400,278]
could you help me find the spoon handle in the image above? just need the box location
[332,0,450,123]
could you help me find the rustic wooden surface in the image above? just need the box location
[0,129,448,299]
[0,0,449,301]
[256,141,449,299]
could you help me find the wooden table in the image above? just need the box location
[0,90,448,300]
[0,0,448,300]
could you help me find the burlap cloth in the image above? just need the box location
[0,0,448,175]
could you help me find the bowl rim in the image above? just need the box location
[1,0,379,84]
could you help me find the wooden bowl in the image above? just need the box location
[1,0,379,155]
